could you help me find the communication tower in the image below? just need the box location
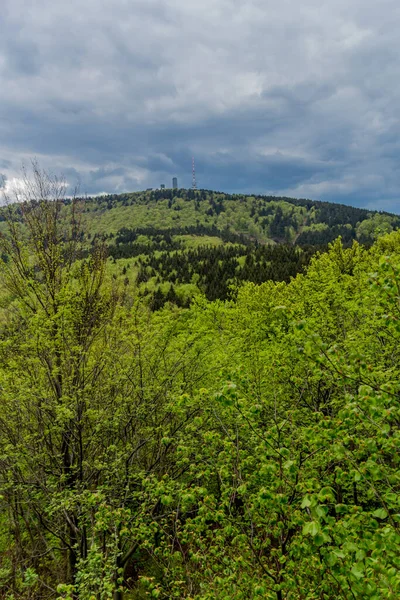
[192,157,197,190]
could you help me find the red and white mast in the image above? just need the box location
[192,157,197,190]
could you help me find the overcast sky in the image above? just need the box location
[1,0,400,211]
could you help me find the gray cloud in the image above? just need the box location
[0,0,400,211]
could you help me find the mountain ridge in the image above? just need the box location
[69,189,399,306]
[78,188,400,246]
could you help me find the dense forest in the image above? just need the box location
[107,227,321,304]
[2,187,399,310]
[77,188,400,246]
[0,170,399,599]
[74,188,400,307]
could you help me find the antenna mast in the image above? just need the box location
[192,157,197,190]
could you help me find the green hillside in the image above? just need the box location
[80,188,400,245]
[2,189,398,309]
[0,183,399,598]
[77,189,400,306]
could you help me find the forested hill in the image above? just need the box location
[72,189,400,306]
[2,187,398,307]
[79,188,400,245]
[1,179,400,597]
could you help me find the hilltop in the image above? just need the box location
[80,188,399,244]
[73,189,399,306]
[2,187,398,306]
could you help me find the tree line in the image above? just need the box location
[135,242,321,304]
[75,189,400,246]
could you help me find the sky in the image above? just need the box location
[1,0,400,212]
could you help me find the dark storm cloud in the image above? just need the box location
[0,0,400,211]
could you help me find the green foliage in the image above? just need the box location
[76,189,399,246]
[77,190,400,307]
[0,173,399,599]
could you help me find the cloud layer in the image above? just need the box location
[1,0,400,210]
